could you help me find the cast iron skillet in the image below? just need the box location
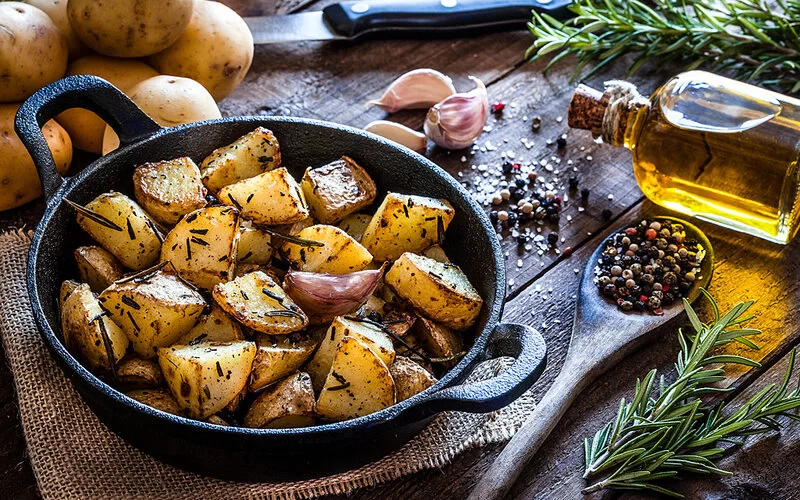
[16,75,547,481]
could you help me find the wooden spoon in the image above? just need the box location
[469,216,714,500]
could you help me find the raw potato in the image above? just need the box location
[74,192,162,270]
[390,356,437,402]
[102,76,221,154]
[212,271,308,335]
[61,284,129,372]
[56,56,158,153]
[99,271,206,358]
[361,193,455,261]
[244,372,316,429]
[74,245,124,292]
[281,225,373,274]
[127,388,182,415]
[249,334,319,392]
[412,315,464,361]
[158,340,256,419]
[67,0,195,58]
[238,221,273,264]
[0,104,71,211]
[160,206,240,290]
[24,0,86,57]
[0,2,68,102]
[199,127,281,193]
[306,316,395,392]
[316,336,395,421]
[218,167,308,226]
[177,304,244,345]
[133,157,208,226]
[59,279,81,312]
[147,1,254,101]
[116,356,164,389]
[385,252,483,330]
[301,156,377,224]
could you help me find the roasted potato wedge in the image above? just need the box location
[207,415,231,426]
[212,271,308,334]
[99,270,206,358]
[337,213,373,242]
[59,279,81,312]
[74,245,124,293]
[301,156,377,224]
[160,206,241,290]
[133,157,207,226]
[177,303,245,345]
[281,225,373,274]
[422,244,450,263]
[249,333,319,392]
[74,192,162,270]
[127,388,182,415]
[200,127,281,193]
[412,315,464,363]
[390,356,437,401]
[61,284,129,372]
[238,221,273,265]
[273,216,315,236]
[306,316,395,392]
[158,340,256,419]
[385,252,482,330]
[361,193,455,261]
[219,167,309,226]
[116,355,164,389]
[244,371,316,428]
[316,336,395,421]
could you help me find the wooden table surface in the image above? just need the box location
[2,1,799,499]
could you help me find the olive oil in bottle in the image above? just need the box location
[569,71,800,244]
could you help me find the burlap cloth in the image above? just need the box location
[0,229,536,499]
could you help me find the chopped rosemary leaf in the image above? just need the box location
[64,199,123,232]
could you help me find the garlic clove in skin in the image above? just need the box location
[367,68,457,113]
[424,76,488,151]
[364,120,427,153]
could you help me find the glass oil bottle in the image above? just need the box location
[568,70,800,244]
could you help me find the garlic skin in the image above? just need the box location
[368,69,457,113]
[424,76,488,150]
[364,120,427,153]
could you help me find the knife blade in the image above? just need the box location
[245,0,573,44]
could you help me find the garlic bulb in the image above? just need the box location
[424,76,488,150]
[367,69,456,113]
[364,120,427,153]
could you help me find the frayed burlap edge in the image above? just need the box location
[0,229,536,499]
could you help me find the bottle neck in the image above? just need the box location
[600,81,651,148]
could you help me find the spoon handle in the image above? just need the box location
[467,358,593,500]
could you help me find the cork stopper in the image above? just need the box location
[568,84,608,135]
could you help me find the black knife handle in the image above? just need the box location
[323,0,573,39]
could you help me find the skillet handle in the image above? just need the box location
[401,323,546,417]
[15,75,161,201]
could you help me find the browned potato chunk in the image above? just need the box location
[273,217,314,236]
[219,167,308,226]
[422,244,450,263]
[61,284,129,372]
[116,355,164,389]
[207,415,230,426]
[212,271,308,335]
[158,340,256,419]
[413,315,464,367]
[133,157,207,226]
[244,371,316,429]
[238,221,273,265]
[301,156,377,224]
[390,356,437,401]
[74,192,162,270]
[177,304,245,345]
[59,279,81,312]
[99,271,206,358]
[160,206,241,290]
[200,127,281,193]
[127,388,181,415]
[74,245,124,293]
[337,213,373,242]
[249,333,319,392]
[361,193,455,261]
[385,252,482,330]
[316,336,395,421]
[281,225,373,274]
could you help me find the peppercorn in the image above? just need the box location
[601,209,612,220]
[489,210,498,222]
[620,301,633,311]
[507,212,518,224]
[502,160,514,175]
[557,136,567,148]
[515,177,526,189]
[367,311,383,323]
[491,102,505,114]
[531,115,542,131]
[547,233,558,245]
[563,246,573,257]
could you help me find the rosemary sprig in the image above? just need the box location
[528,0,800,94]
[582,290,800,497]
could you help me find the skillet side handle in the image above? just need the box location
[14,75,161,201]
[401,323,546,418]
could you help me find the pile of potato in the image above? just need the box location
[59,127,484,427]
[0,0,254,210]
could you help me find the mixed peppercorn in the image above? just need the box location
[595,219,705,314]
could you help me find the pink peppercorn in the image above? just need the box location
[645,228,657,240]
[491,102,506,113]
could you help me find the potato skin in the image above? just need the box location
[56,56,158,153]
[0,2,68,102]
[390,356,436,402]
[74,245,124,293]
[24,0,87,57]
[244,372,316,429]
[67,0,195,58]
[147,1,253,101]
[301,156,377,225]
[0,103,72,211]
[133,157,207,226]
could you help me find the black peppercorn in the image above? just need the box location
[557,136,567,148]
[547,232,558,245]
[489,210,498,222]
[581,188,590,202]
[515,177,526,189]
[502,160,513,175]
[601,209,612,220]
